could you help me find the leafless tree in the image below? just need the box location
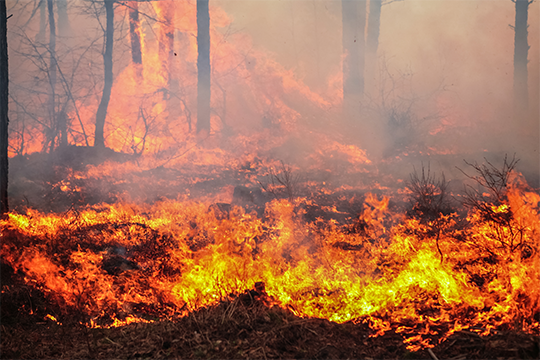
[46,0,58,151]
[342,0,366,109]
[10,25,95,152]
[57,0,71,36]
[128,0,142,76]
[1,0,9,217]
[512,0,534,111]
[94,0,115,148]
[197,0,211,134]
[458,154,532,256]
[365,0,403,92]
[407,164,452,262]
[259,161,301,203]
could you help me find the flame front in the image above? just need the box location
[2,171,538,350]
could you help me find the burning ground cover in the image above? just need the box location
[2,295,539,359]
[1,151,539,359]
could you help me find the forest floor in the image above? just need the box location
[2,147,539,359]
[2,259,539,360]
[1,288,539,360]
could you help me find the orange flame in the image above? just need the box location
[2,172,538,350]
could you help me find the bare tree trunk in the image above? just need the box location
[513,0,531,111]
[1,0,9,216]
[58,110,68,147]
[57,0,70,36]
[312,1,321,82]
[47,0,58,152]
[365,0,381,93]
[94,0,114,148]
[342,0,366,114]
[197,0,211,134]
[37,0,46,42]
[157,0,174,91]
[366,0,381,56]
[129,1,142,69]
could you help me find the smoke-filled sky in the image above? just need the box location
[6,0,539,175]
[219,0,538,108]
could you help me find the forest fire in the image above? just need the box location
[1,0,539,358]
[1,158,539,352]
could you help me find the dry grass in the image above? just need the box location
[1,286,538,360]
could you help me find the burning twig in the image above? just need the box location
[459,154,519,210]
[259,161,300,202]
[457,154,529,255]
[407,163,451,222]
[407,163,451,262]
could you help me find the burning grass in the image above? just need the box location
[1,155,539,358]
[1,290,539,359]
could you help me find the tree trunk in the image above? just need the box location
[47,0,58,152]
[196,0,211,134]
[129,1,142,66]
[94,0,114,148]
[0,0,9,216]
[57,0,70,36]
[58,110,68,147]
[365,0,382,93]
[342,0,366,114]
[513,0,530,111]
[37,0,46,42]
[157,0,174,91]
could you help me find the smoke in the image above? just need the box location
[216,0,540,186]
[6,0,539,212]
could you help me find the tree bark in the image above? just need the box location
[158,0,174,90]
[513,0,530,111]
[47,0,58,152]
[197,0,211,134]
[366,0,381,56]
[94,0,114,148]
[342,0,366,113]
[1,0,9,216]
[365,0,382,92]
[129,1,142,66]
[37,0,46,42]
[57,0,70,36]
[58,110,68,147]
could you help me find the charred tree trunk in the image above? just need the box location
[129,1,142,81]
[47,0,58,152]
[365,0,382,92]
[94,0,114,148]
[342,0,366,114]
[1,1,9,217]
[57,0,70,36]
[197,0,211,134]
[513,0,531,111]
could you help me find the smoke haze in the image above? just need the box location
[5,0,540,203]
